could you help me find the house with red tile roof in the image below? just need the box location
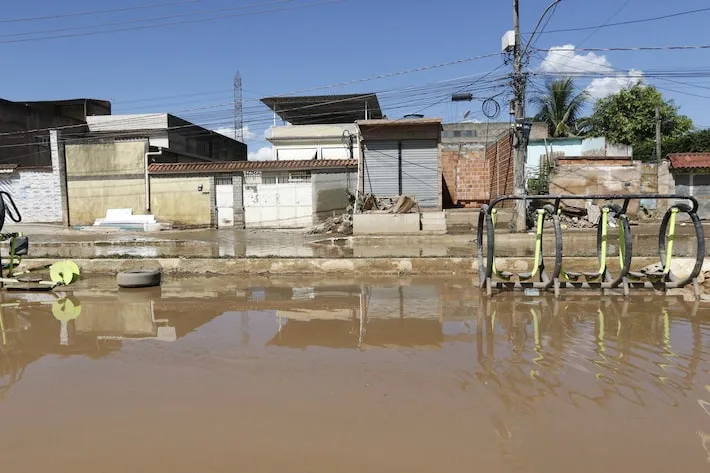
[667,153,710,219]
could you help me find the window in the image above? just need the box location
[258,171,311,184]
[34,134,50,147]
[289,171,311,182]
[244,171,262,185]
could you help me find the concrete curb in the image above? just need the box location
[21,256,663,276]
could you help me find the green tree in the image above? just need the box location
[664,129,710,155]
[533,77,588,137]
[588,83,693,160]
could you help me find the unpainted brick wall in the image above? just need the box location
[486,130,514,206]
[454,147,488,206]
[440,145,488,207]
[439,130,514,208]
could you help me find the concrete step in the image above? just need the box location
[421,213,446,223]
[421,212,447,234]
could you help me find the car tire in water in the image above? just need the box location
[117,269,162,288]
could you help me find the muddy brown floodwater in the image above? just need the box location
[0,277,709,472]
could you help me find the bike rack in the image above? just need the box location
[477,194,705,299]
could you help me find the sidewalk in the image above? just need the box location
[2,222,706,259]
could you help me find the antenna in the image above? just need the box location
[234,72,243,142]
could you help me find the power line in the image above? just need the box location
[0,0,343,44]
[0,73,509,149]
[0,0,204,24]
[535,45,710,53]
[0,0,296,39]
[577,0,632,46]
[537,6,710,34]
[0,53,502,138]
[529,50,710,100]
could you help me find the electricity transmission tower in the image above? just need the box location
[234,72,243,142]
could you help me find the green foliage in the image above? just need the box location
[527,159,555,195]
[588,83,693,159]
[664,129,710,155]
[533,77,588,138]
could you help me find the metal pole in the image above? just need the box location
[655,104,662,162]
[512,0,527,232]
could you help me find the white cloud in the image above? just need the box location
[248,146,274,161]
[538,44,644,100]
[586,69,644,100]
[539,44,613,75]
[212,125,256,141]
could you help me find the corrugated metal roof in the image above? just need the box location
[261,94,382,125]
[668,153,710,169]
[148,159,357,174]
[357,118,442,127]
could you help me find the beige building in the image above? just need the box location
[64,113,247,226]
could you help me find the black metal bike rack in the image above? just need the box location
[477,194,705,299]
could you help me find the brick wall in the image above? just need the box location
[439,130,514,208]
[0,130,65,223]
[487,130,514,206]
[440,144,488,208]
[557,157,632,166]
[454,147,488,207]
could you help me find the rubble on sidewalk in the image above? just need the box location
[531,199,628,229]
[307,194,419,235]
[358,193,419,213]
[307,207,354,235]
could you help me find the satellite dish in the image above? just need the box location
[463,111,471,120]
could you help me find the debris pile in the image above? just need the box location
[529,200,614,229]
[307,206,354,235]
[307,193,419,235]
[360,194,419,213]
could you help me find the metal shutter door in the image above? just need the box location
[401,139,439,208]
[364,140,399,198]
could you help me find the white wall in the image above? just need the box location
[268,123,360,161]
[527,138,582,171]
[276,145,353,161]
[528,137,633,171]
[0,168,63,224]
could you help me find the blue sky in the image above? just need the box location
[3,0,710,159]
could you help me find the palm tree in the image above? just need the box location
[533,77,588,138]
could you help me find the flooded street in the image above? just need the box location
[0,278,709,472]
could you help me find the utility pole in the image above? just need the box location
[511,0,527,232]
[655,104,662,162]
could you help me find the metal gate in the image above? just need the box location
[363,140,399,198]
[215,176,234,228]
[401,139,439,208]
[243,171,313,228]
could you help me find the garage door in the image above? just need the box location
[401,139,439,208]
[363,141,399,198]
[244,171,313,228]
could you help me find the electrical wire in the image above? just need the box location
[534,45,710,53]
[0,53,503,139]
[0,0,205,24]
[536,6,710,35]
[529,50,710,100]
[0,0,343,44]
[577,0,632,47]
[0,0,297,39]
[0,73,509,151]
